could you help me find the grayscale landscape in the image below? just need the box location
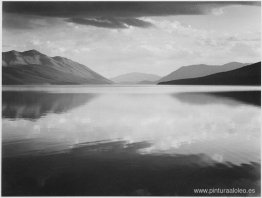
[2,1,261,196]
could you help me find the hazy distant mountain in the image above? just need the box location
[111,72,161,84]
[158,62,248,83]
[159,62,261,85]
[2,50,112,85]
[137,80,158,84]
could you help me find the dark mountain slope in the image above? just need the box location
[158,62,248,83]
[2,50,112,85]
[159,62,261,86]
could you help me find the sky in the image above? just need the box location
[2,1,261,78]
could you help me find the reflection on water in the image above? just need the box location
[2,87,261,196]
[2,91,96,120]
[174,91,261,106]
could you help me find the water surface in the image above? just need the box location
[2,86,261,196]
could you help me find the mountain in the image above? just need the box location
[111,72,161,84]
[158,62,248,83]
[158,62,261,85]
[2,50,112,85]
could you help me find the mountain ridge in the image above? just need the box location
[158,62,249,83]
[2,50,112,85]
[158,62,261,85]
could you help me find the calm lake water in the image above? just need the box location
[2,86,261,196]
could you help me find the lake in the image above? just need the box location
[2,85,261,196]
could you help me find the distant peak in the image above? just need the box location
[126,72,145,75]
[22,49,43,55]
[4,50,19,54]
[10,50,18,53]
[52,56,68,60]
[223,62,242,66]
[190,64,208,67]
[179,64,208,68]
[116,72,159,76]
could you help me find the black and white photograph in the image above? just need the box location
[1,1,261,196]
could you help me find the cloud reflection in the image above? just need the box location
[2,92,260,165]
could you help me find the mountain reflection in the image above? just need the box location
[3,92,260,165]
[2,91,97,120]
[173,91,261,107]
[2,88,260,196]
[3,90,260,121]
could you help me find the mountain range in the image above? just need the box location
[2,50,260,86]
[2,50,112,85]
[158,62,249,83]
[158,62,261,85]
[111,72,161,84]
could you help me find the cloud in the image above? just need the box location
[2,13,60,30]
[3,1,260,29]
[230,42,260,57]
[67,17,153,29]
[3,2,260,17]
[2,2,260,77]
[3,14,37,30]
